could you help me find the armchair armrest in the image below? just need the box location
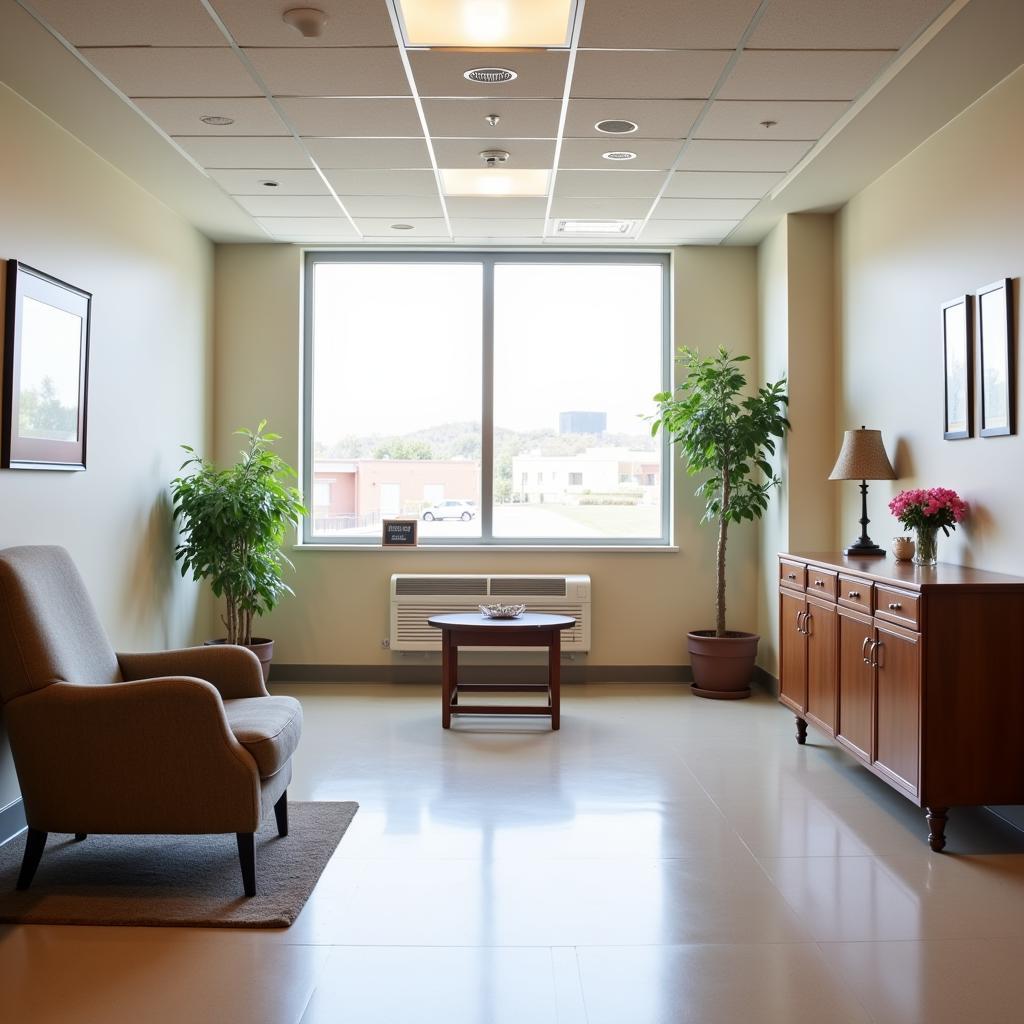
[5,676,261,834]
[118,644,269,699]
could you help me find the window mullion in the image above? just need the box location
[481,257,495,542]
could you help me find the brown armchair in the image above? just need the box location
[0,545,302,896]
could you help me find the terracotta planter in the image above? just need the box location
[204,637,274,684]
[687,630,759,700]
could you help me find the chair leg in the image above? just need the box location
[274,791,289,838]
[74,833,87,842]
[16,828,48,891]
[236,832,256,897]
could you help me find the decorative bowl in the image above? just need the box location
[892,536,916,561]
[479,603,526,619]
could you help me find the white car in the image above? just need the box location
[422,499,477,522]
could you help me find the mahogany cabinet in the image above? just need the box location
[779,552,1024,851]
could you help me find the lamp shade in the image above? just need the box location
[828,427,896,481]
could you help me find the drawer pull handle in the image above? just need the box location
[871,640,883,669]
[814,580,825,587]
[861,636,872,664]
[787,572,797,580]
[848,590,861,599]
[888,602,902,610]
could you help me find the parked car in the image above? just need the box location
[422,499,476,521]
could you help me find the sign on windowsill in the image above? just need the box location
[382,519,418,546]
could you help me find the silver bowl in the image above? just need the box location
[478,603,526,619]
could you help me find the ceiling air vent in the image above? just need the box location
[464,67,518,84]
[595,119,638,134]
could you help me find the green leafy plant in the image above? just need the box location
[171,422,307,646]
[651,347,789,638]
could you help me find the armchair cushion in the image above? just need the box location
[118,644,269,700]
[223,696,303,779]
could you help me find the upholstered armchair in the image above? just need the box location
[0,545,302,896]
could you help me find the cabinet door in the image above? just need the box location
[837,609,873,763]
[805,598,838,735]
[779,588,807,714]
[873,623,921,795]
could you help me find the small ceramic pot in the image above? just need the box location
[892,536,916,561]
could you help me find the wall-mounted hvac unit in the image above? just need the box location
[389,574,591,652]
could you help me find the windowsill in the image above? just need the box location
[294,543,680,553]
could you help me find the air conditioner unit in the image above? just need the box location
[389,574,591,652]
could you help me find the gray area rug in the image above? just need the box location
[0,801,357,928]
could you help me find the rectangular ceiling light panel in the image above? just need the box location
[441,168,550,197]
[555,219,635,235]
[397,0,576,48]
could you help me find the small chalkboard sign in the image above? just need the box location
[382,519,418,546]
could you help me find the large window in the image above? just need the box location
[303,252,670,546]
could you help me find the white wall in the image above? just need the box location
[213,244,763,669]
[0,84,214,808]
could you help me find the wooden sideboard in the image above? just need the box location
[778,551,1024,850]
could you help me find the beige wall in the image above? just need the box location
[0,84,214,808]
[213,244,762,668]
[836,65,1024,571]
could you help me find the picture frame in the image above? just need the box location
[2,260,91,470]
[941,294,972,440]
[977,278,1015,438]
[382,519,418,546]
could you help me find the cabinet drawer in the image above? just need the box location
[875,586,920,630]
[838,574,873,614]
[780,559,806,591]
[806,567,837,600]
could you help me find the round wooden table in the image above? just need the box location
[427,612,577,730]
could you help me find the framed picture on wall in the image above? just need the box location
[2,260,91,470]
[977,278,1015,437]
[941,294,972,440]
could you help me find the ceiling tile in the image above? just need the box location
[445,198,547,218]
[135,97,287,136]
[235,195,344,217]
[451,219,545,237]
[676,139,813,171]
[748,0,950,49]
[245,47,409,97]
[433,138,555,167]
[305,138,431,168]
[174,136,311,168]
[80,47,260,97]
[209,168,330,194]
[549,197,652,219]
[422,99,562,138]
[654,197,759,219]
[564,99,701,139]
[323,169,440,195]
[409,50,569,99]
[355,217,450,235]
[664,170,784,198]
[277,98,423,137]
[334,195,444,217]
[580,0,762,49]
[553,169,667,198]
[31,0,224,46]
[214,0,398,47]
[255,217,358,238]
[640,219,739,240]
[696,100,849,140]
[571,50,729,100]
[719,50,894,101]
[559,138,682,171]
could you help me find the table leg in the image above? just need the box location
[548,629,561,730]
[441,630,453,729]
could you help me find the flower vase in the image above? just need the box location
[913,525,939,567]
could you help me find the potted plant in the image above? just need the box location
[651,347,789,699]
[171,422,306,681]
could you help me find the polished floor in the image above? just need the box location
[3,682,1024,1023]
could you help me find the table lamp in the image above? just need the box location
[829,426,896,556]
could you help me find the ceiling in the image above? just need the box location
[3,0,1015,246]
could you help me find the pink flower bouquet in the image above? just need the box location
[888,487,968,537]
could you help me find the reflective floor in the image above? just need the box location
[3,683,1024,1023]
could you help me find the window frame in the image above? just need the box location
[302,249,672,548]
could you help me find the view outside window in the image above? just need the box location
[306,254,667,544]
[310,262,482,539]
[493,263,664,539]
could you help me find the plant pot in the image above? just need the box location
[687,630,759,700]
[204,637,274,684]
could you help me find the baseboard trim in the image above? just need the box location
[0,798,26,848]
[271,663,695,684]
[753,666,779,696]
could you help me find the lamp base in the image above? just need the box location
[844,541,886,557]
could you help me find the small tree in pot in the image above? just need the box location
[171,422,306,681]
[652,348,789,699]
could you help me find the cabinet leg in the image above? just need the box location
[926,807,949,852]
[795,717,808,745]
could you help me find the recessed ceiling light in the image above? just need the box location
[441,168,550,197]
[602,151,637,161]
[397,0,576,48]
[464,67,518,85]
[555,219,635,235]
[595,119,638,135]
[258,179,280,188]
[390,223,415,230]
[200,115,235,126]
